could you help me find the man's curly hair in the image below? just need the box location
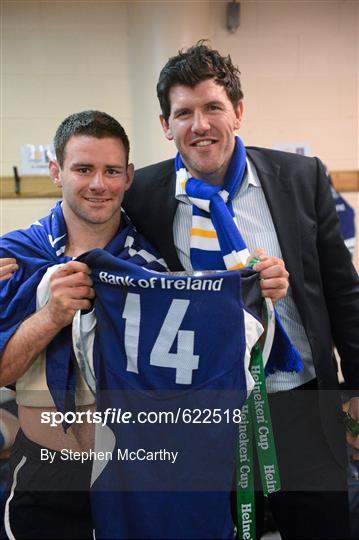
[157,40,244,121]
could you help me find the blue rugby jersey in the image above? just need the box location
[329,184,356,257]
[73,250,264,539]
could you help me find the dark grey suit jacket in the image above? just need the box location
[123,147,359,464]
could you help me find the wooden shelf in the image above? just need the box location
[0,176,60,198]
[0,170,358,198]
[330,170,359,192]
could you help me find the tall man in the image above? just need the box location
[0,110,166,539]
[123,42,359,539]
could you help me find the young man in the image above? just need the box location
[0,110,166,539]
[123,42,359,539]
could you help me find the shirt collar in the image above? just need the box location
[175,166,189,201]
[244,156,261,188]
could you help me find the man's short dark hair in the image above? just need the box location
[157,40,244,121]
[54,110,130,167]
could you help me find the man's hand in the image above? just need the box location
[43,260,95,329]
[346,397,359,458]
[250,248,289,304]
[0,260,94,387]
[0,258,18,281]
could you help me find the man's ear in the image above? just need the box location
[49,160,62,188]
[234,100,244,130]
[159,115,173,141]
[125,163,135,191]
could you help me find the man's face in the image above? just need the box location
[160,79,243,185]
[50,135,133,228]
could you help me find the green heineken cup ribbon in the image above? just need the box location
[248,257,260,268]
[344,411,359,438]
[249,344,281,497]
[236,402,255,540]
[236,344,281,540]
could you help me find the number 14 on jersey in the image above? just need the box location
[122,292,200,385]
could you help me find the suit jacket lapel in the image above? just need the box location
[246,148,308,325]
[155,171,183,271]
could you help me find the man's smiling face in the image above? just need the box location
[50,135,133,229]
[160,78,243,185]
